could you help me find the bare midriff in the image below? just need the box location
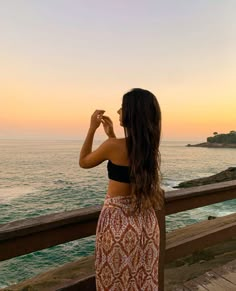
[107,179,132,197]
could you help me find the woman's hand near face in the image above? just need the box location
[101,116,116,138]
[90,110,105,131]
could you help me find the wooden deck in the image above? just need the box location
[178,259,236,290]
[1,181,236,291]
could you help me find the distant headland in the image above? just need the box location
[187,130,236,148]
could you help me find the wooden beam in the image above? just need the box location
[0,220,98,261]
[165,180,236,215]
[0,181,236,262]
[0,206,101,241]
[56,275,96,291]
[165,213,236,263]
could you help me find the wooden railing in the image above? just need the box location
[1,180,236,290]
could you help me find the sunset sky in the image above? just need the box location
[0,0,235,141]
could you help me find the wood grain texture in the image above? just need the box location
[184,279,209,290]
[183,260,236,291]
[165,213,236,262]
[213,259,236,285]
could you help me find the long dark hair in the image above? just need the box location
[122,88,164,211]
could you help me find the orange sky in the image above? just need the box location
[0,1,235,141]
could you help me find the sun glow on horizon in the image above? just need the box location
[0,1,235,140]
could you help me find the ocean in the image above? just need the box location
[0,139,235,288]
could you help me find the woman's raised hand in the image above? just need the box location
[90,110,105,131]
[101,116,116,138]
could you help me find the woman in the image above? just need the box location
[79,88,163,290]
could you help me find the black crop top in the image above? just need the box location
[107,160,130,183]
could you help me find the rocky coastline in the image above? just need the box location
[175,167,236,188]
[187,142,236,148]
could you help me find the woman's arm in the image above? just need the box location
[79,126,97,167]
[79,110,114,169]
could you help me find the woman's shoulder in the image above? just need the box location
[105,138,128,162]
[105,138,126,150]
[107,137,126,144]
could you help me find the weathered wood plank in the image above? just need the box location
[165,213,236,263]
[56,275,96,291]
[193,274,222,291]
[171,286,191,291]
[194,271,236,291]
[213,259,236,284]
[207,270,236,289]
[167,213,236,243]
[0,220,97,261]
[183,279,209,290]
[219,272,236,285]
[166,180,236,202]
[0,205,101,241]
[165,180,236,215]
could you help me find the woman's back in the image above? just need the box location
[106,138,132,197]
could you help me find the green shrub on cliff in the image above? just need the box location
[207,131,236,144]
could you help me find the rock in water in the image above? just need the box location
[175,167,236,188]
[208,216,216,220]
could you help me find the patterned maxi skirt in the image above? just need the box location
[95,194,160,291]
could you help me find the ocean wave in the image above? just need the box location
[1,140,236,288]
[0,187,38,203]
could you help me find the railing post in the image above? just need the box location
[156,205,166,291]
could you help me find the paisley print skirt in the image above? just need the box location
[95,194,160,291]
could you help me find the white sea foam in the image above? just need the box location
[0,187,37,203]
